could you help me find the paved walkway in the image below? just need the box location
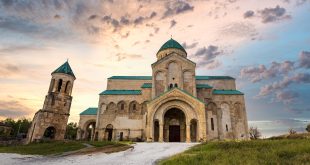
[1,142,198,165]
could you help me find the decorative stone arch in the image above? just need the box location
[154,70,165,96]
[207,102,217,115]
[234,102,243,119]
[107,102,116,110]
[141,101,148,115]
[117,101,127,112]
[220,102,233,138]
[99,102,106,114]
[153,119,159,142]
[105,124,114,141]
[57,79,63,92]
[148,97,201,142]
[82,119,96,141]
[129,100,140,114]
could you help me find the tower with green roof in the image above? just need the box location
[26,61,76,143]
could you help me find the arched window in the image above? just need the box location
[57,79,63,92]
[169,84,173,89]
[64,81,70,94]
[174,83,178,88]
[133,104,136,111]
[121,104,124,110]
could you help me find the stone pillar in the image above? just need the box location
[159,123,163,142]
[186,124,190,143]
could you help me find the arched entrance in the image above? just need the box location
[85,121,96,141]
[163,108,186,142]
[43,126,56,139]
[105,124,113,141]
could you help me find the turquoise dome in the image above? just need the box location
[157,39,186,54]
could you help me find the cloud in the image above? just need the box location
[299,51,310,68]
[243,10,255,18]
[193,45,223,69]
[258,73,310,96]
[0,100,33,119]
[287,107,310,115]
[221,22,257,39]
[0,63,20,77]
[258,5,291,23]
[240,61,295,82]
[115,53,142,61]
[275,90,299,104]
[162,1,194,19]
[182,42,198,49]
[170,20,177,29]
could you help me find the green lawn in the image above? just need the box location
[0,140,129,155]
[0,141,85,155]
[159,139,310,165]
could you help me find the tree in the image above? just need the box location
[249,126,261,140]
[1,118,31,138]
[288,128,297,135]
[306,124,310,133]
[65,122,78,140]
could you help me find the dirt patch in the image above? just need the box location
[70,145,133,155]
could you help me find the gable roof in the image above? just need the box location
[151,87,205,105]
[212,89,244,95]
[80,107,97,115]
[100,90,142,95]
[52,61,76,78]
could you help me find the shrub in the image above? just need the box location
[306,124,310,133]
[249,126,261,140]
[288,128,297,135]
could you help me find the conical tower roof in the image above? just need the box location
[52,61,75,78]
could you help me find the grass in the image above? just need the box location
[0,141,85,155]
[0,140,131,156]
[159,139,310,165]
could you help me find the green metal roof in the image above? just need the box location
[108,76,152,80]
[213,90,244,95]
[141,83,152,88]
[108,76,235,80]
[195,76,234,80]
[52,61,75,78]
[100,90,142,95]
[80,107,97,115]
[196,84,213,89]
[157,38,186,54]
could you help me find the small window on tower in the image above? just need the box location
[169,84,173,89]
[174,83,178,88]
[121,104,124,110]
[226,124,228,132]
[133,104,136,110]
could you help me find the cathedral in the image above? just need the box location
[77,39,249,142]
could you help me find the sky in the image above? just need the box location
[0,0,309,123]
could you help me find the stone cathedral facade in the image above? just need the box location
[26,61,75,143]
[77,39,249,142]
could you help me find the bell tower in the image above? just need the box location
[27,61,76,143]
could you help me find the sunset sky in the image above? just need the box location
[0,0,309,122]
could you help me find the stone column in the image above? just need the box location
[186,123,190,143]
[159,123,164,142]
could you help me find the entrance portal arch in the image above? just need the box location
[43,126,56,139]
[105,124,113,141]
[163,108,186,142]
